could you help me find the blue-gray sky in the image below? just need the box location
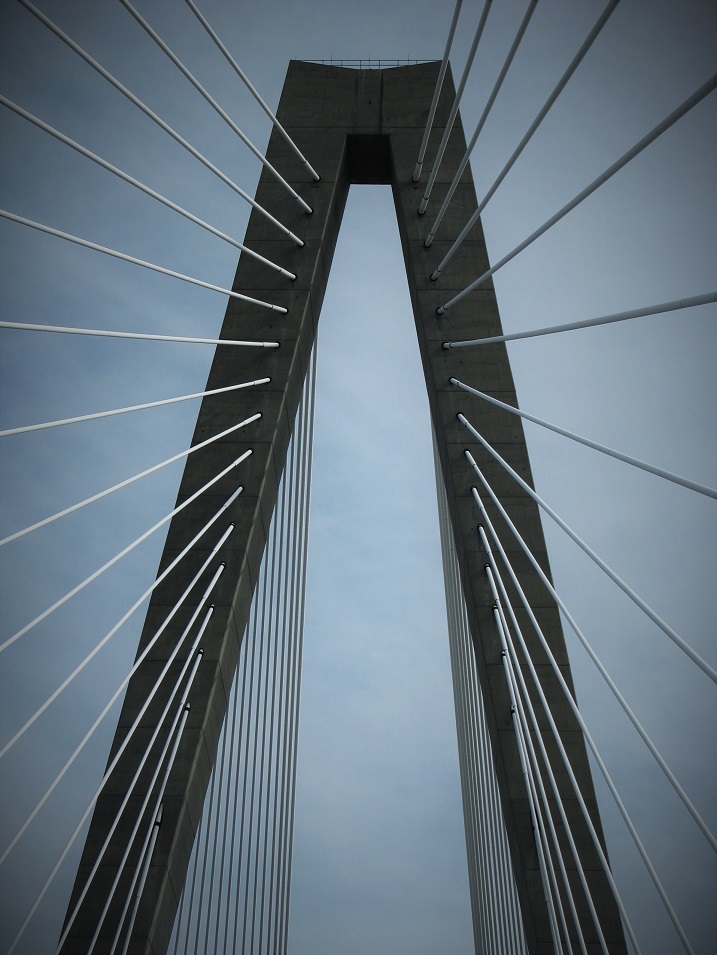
[0,1,715,953]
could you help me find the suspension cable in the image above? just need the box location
[412,0,464,182]
[472,484,704,953]
[0,512,229,772]
[436,73,717,310]
[435,463,485,945]
[115,804,164,955]
[452,378,717,499]
[3,597,203,884]
[468,463,717,852]
[182,0,320,181]
[272,403,303,952]
[418,0,494,215]
[458,413,717,683]
[0,452,248,650]
[0,96,296,278]
[424,0,538,246]
[486,561,630,955]
[216,616,250,953]
[430,0,620,279]
[92,698,191,955]
[280,345,317,947]
[170,359,320,954]
[56,615,211,951]
[1,379,267,437]
[0,210,289,311]
[477,488,696,951]
[208,644,240,954]
[443,292,717,346]
[12,647,201,955]
[495,605,591,955]
[1,415,256,549]
[263,462,292,953]
[506,672,569,954]
[0,319,280,347]
[118,0,312,214]
[15,0,306,245]
[257,465,288,953]
[434,452,528,951]
[249,474,281,951]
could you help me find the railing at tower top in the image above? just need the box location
[1,1,716,955]
[302,58,435,69]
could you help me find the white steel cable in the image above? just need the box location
[174,797,205,955]
[249,510,278,952]
[459,414,717,684]
[56,621,210,952]
[241,503,273,952]
[14,640,204,955]
[197,644,233,955]
[0,541,228,867]
[118,0,313,215]
[424,0,538,246]
[188,707,223,955]
[272,376,313,948]
[217,627,251,954]
[412,0,464,182]
[452,377,717,499]
[0,210,289,311]
[0,96,296,279]
[493,604,585,952]
[16,0,305,246]
[272,404,303,951]
[169,824,189,955]
[486,564,613,955]
[251,491,281,951]
[500,632,570,955]
[0,319,280,347]
[231,574,262,952]
[430,0,620,280]
[0,415,257,549]
[472,477,705,947]
[169,352,317,951]
[491,557,654,953]
[280,347,317,949]
[92,699,191,955]
[116,804,164,955]
[276,349,316,952]
[182,0,320,181]
[257,477,287,953]
[434,467,486,948]
[264,467,293,953]
[468,458,717,851]
[443,292,717,346]
[434,453,509,950]
[1,378,267,437]
[514,714,568,954]
[272,416,303,953]
[436,73,717,311]
[453,563,501,949]
[437,437,538,954]
[0,449,252,652]
[208,652,241,955]
[484,500,676,955]
[418,0,494,215]
[266,466,294,947]
[0,450,250,650]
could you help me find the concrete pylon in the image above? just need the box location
[62,61,626,954]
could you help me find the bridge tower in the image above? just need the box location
[62,61,626,954]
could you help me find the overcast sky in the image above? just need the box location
[0,1,715,953]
